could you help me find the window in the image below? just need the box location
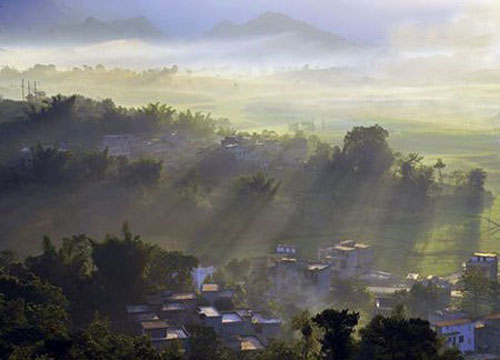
[458,335,464,344]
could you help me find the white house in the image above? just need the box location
[432,318,475,353]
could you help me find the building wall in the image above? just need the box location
[437,323,475,353]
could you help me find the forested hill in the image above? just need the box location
[0,95,492,276]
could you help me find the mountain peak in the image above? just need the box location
[204,12,354,51]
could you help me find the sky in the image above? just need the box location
[1,0,499,75]
[64,0,465,42]
[0,0,471,43]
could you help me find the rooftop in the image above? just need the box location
[485,313,500,321]
[126,304,151,314]
[141,320,170,330]
[252,313,281,324]
[368,286,409,295]
[433,318,473,327]
[166,328,189,340]
[354,243,371,249]
[134,313,160,322]
[307,263,330,271]
[334,245,356,252]
[162,302,186,312]
[240,336,265,351]
[222,312,243,324]
[198,306,221,318]
[472,252,498,258]
[202,283,220,292]
[168,292,196,301]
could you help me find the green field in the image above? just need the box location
[2,69,500,276]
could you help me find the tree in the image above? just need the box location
[331,277,372,311]
[232,173,280,201]
[137,102,175,130]
[342,124,394,176]
[402,282,450,319]
[91,224,152,318]
[459,267,491,317]
[256,340,301,360]
[119,158,162,188]
[146,247,199,292]
[359,314,440,360]
[26,235,96,328]
[433,159,446,183]
[467,168,487,193]
[291,310,319,360]
[30,144,70,184]
[0,270,69,359]
[312,309,359,360]
[188,325,235,360]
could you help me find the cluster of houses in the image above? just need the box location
[368,251,500,357]
[100,133,309,171]
[126,283,282,355]
[101,132,189,159]
[269,241,500,357]
[263,240,376,309]
[128,237,500,358]
[220,135,308,169]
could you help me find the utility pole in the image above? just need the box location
[34,81,37,101]
[21,78,25,101]
[28,80,31,97]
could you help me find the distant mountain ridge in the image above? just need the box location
[42,16,166,43]
[205,12,355,49]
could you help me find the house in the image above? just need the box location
[201,283,221,305]
[197,306,223,331]
[101,134,139,157]
[163,131,188,148]
[140,320,171,339]
[432,318,475,353]
[270,258,332,303]
[200,284,235,309]
[318,240,374,278]
[476,314,500,354]
[150,327,190,351]
[252,313,282,339]
[369,286,409,315]
[360,270,396,286]
[126,304,155,322]
[374,297,397,315]
[167,292,198,312]
[466,252,498,282]
[305,263,332,298]
[160,302,188,325]
[275,244,297,258]
[222,312,248,337]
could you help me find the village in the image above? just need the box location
[125,237,500,359]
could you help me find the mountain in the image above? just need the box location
[205,12,355,49]
[42,16,166,43]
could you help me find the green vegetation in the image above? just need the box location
[0,95,495,278]
[0,241,462,359]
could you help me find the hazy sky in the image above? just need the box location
[65,0,464,42]
[0,0,469,43]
